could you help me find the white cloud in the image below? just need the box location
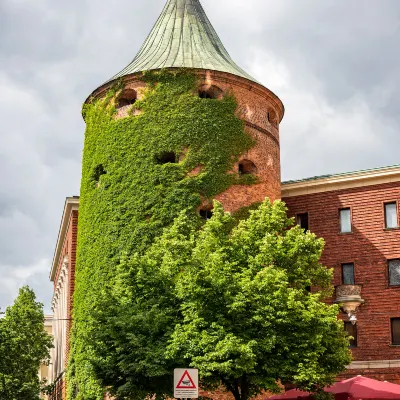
[0,259,52,311]
[247,48,398,180]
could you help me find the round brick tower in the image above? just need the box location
[70,1,284,397]
[87,0,284,213]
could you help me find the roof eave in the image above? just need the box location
[282,165,400,197]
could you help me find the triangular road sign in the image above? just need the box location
[176,370,197,389]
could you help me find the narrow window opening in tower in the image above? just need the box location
[93,164,106,186]
[117,89,137,108]
[199,208,213,220]
[156,152,177,164]
[238,160,258,175]
[198,85,223,100]
[268,109,279,127]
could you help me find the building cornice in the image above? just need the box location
[347,360,400,370]
[282,165,400,198]
[49,197,79,282]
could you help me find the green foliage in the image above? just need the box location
[92,200,350,400]
[68,70,254,400]
[0,286,53,400]
[162,200,351,399]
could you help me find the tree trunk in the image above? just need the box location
[240,374,249,400]
[223,375,250,400]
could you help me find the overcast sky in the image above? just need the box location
[1,0,399,311]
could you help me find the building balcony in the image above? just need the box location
[335,284,364,323]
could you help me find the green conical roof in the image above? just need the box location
[108,0,257,83]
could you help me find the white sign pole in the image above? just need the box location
[174,368,199,399]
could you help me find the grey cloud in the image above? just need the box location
[0,0,400,310]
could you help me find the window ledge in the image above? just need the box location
[390,345,400,347]
[388,285,400,289]
[339,232,353,235]
[384,227,400,231]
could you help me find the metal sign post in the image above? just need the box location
[174,368,199,399]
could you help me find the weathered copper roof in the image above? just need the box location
[107,0,257,83]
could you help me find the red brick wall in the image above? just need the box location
[283,181,400,382]
[53,209,78,370]
[340,367,400,384]
[66,210,78,365]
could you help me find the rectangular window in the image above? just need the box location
[391,318,400,345]
[296,213,309,231]
[342,263,355,285]
[344,321,357,348]
[389,259,400,286]
[340,208,352,233]
[385,202,398,229]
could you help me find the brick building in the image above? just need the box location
[47,0,400,397]
[283,165,400,383]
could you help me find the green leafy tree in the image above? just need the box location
[102,199,351,400]
[166,200,352,399]
[0,286,53,400]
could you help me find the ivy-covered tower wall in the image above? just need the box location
[90,69,284,212]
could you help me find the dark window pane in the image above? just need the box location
[389,260,400,286]
[344,321,357,348]
[340,208,351,233]
[342,263,355,285]
[391,318,400,345]
[296,213,309,231]
[200,209,213,220]
[385,203,398,229]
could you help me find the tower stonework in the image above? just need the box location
[89,69,284,213]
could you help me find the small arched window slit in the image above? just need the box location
[239,160,258,175]
[156,152,177,164]
[199,209,213,220]
[268,109,279,127]
[93,164,106,187]
[198,85,223,100]
[117,89,137,108]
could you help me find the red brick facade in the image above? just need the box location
[49,198,79,400]
[283,181,400,383]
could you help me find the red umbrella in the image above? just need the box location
[268,376,400,400]
[326,376,400,399]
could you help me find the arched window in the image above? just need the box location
[198,85,223,100]
[92,164,106,188]
[199,208,213,220]
[268,109,278,127]
[238,160,257,175]
[117,89,137,108]
[93,164,106,181]
[156,152,177,164]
